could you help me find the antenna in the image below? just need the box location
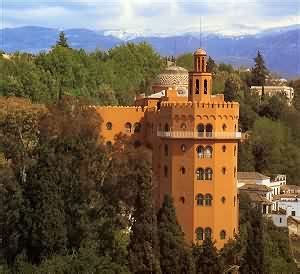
[199,16,202,48]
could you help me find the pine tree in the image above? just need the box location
[192,238,222,274]
[224,74,241,102]
[157,195,194,274]
[206,56,216,73]
[127,158,161,274]
[251,50,268,87]
[56,31,69,48]
[239,205,264,274]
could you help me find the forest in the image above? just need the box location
[0,32,299,273]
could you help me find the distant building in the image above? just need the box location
[281,184,300,194]
[250,86,294,105]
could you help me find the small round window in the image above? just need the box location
[106,122,112,130]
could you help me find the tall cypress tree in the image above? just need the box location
[192,238,222,274]
[56,31,69,48]
[251,50,268,97]
[240,205,264,274]
[127,158,161,274]
[157,195,194,274]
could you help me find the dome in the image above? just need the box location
[194,48,207,55]
[152,65,188,87]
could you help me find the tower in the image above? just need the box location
[188,49,212,102]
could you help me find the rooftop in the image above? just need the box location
[237,172,270,180]
[239,183,272,192]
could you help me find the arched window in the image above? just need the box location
[234,196,236,207]
[204,79,208,94]
[205,168,213,180]
[220,230,226,240]
[164,123,169,132]
[196,79,200,94]
[204,146,213,158]
[106,122,112,130]
[197,123,205,137]
[164,165,168,177]
[222,123,227,131]
[234,167,236,178]
[202,57,205,72]
[196,168,205,180]
[181,167,186,175]
[181,144,186,152]
[197,57,201,71]
[234,145,236,156]
[222,145,226,152]
[197,146,204,158]
[196,227,203,241]
[206,124,213,137]
[180,196,185,204]
[125,122,132,133]
[181,123,187,130]
[234,124,237,131]
[222,167,226,175]
[196,194,204,206]
[164,144,168,156]
[205,227,212,239]
[221,196,226,204]
[189,79,192,95]
[134,122,141,133]
[205,194,212,206]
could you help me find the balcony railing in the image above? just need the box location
[157,131,241,139]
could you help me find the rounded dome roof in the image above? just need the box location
[152,65,188,87]
[194,48,207,55]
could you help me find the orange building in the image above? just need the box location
[97,48,240,249]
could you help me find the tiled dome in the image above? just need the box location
[152,65,188,87]
[194,48,207,55]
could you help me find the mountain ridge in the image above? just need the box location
[1,25,299,77]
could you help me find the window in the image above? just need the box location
[197,57,201,71]
[205,168,213,180]
[279,217,282,223]
[234,145,236,156]
[197,146,204,158]
[196,168,205,180]
[181,167,186,175]
[220,230,226,240]
[125,122,132,133]
[180,196,185,204]
[205,227,212,239]
[202,57,205,72]
[196,79,200,94]
[181,144,186,152]
[221,196,226,204]
[164,144,168,156]
[234,167,236,178]
[234,196,236,207]
[204,79,208,94]
[189,79,192,95]
[292,211,296,216]
[164,123,169,132]
[222,123,227,131]
[196,227,203,240]
[106,122,112,130]
[197,124,205,137]
[205,124,213,137]
[134,122,141,133]
[222,145,226,152]
[222,167,226,175]
[181,123,187,130]
[164,165,168,177]
[196,194,204,206]
[204,146,213,158]
[205,194,212,206]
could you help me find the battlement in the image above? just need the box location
[160,101,239,110]
[96,105,147,113]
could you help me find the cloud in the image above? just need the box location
[1,0,299,35]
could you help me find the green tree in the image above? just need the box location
[157,195,194,274]
[206,56,217,74]
[176,53,193,71]
[56,31,70,48]
[224,74,241,102]
[251,50,268,87]
[127,151,161,274]
[192,238,222,274]
[258,95,286,120]
[240,205,264,274]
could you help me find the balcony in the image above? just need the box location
[157,131,241,139]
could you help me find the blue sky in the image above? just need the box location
[1,0,299,35]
